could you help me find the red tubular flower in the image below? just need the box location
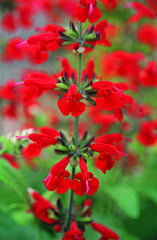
[62,221,85,240]
[13,72,57,103]
[23,72,57,90]
[58,57,76,79]
[91,222,120,240]
[92,81,134,122]
[82,59,95,82]
[139,60,157,87]
[57,84,86,117]
[137,121,157,146]
[148,0,157,12]
[0,80,17,101]
[2,37,48,64]
[137,23,157,50]
[1,153,20,169]
[93,20,112,47]
[74,0,101,23]
[28,189,57,224]
[90,140,128,174]
[22,127,59,158]
[24,24,64,56]
[94,133,125,144]
[125,1,156,23]
[72,158,99,196]
[2,103,18,118]
[88,106,116,134]
[43,157,71,194]
[100,0,118,10]
[101,51,144,88]
[1,13,16,32]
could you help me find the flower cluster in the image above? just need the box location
[1,0,157,239]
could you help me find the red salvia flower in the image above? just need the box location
[62,221,85,240]
[82,59,95,82]
[93,20,112,47]
[28,189,57,224]
[1,153,20,169]
[92,81,134,122]
[1,13,16,32]
[91,222,120,240]
[57,84,86,117]
[2,103,18,118]
[137,121,157,146]
[139,60,157,87]
[100,0,118,10]
[21,72,57,90]
[0,80,17,101]
[21,127,59,158]
[74,0,101,23]
[43,157,71,194]
[88,106,116,134]
[72,158,99,196]
[137,23,157,50]
[19,24,65,54]
[90,138,128,174]
[125,1,156,23]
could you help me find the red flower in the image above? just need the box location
[139,60,157,87]
[125,1,156,23]
[74,0,101,23]
[94,20,112,47]
[92,81,134,122]
[43,157,71,194]
[2,103,18,118]
[22,72,57,91]
[72,158,99,196]
[1,153,20,169]
[91,222,120,240]
[25,24,64,53]
[101,51,144,88]
[22,127,59,158]
[137,24,157,50]
[90,137,128,174]
[62,221,85,240]
[88,106,116,134]
[0,80,17,101]
[82,59,95,82]
[100,0,118,10]
[137,121,157,146]
[1,13,16,32]
[58,57,76,79]
[57,84,86,117]
[13,72,57,103]
[28,189,57,224]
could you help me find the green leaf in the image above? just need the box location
[139,186,157,204]
[0,136,14,155]
[0,159,31,206]
[105,184,140,219]
[77,217,92,223]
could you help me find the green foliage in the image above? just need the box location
[0,136,14,155]
[104,184,140,219]
[0,159,31,206]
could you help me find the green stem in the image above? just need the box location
[65,167,75,231]
[74,22,83,146]
[78,22,83,92]
[64,22,83,233]
[74,116,79,147]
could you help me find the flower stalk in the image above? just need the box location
[64,22,83,232]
